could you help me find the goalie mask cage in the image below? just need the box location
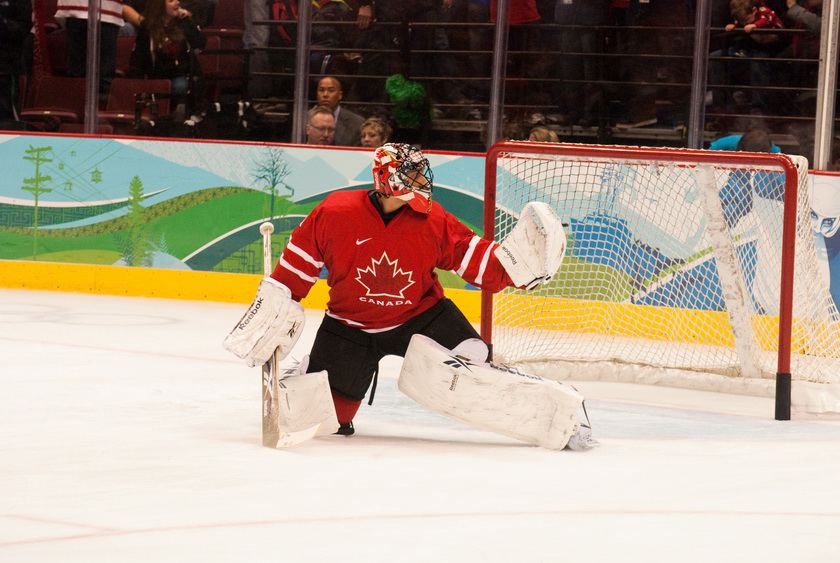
[481,141,840,418]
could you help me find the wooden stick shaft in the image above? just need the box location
[261,223,274,276]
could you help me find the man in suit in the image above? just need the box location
[306,105,337,146]
[316,76,364,147]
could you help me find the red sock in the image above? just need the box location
[331,390,361,424]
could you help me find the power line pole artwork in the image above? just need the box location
[22,145,53,260]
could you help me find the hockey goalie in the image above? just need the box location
[224,143,595,450]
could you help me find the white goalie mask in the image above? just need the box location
[809,176,840,238]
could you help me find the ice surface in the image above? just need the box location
[2,289,840,563]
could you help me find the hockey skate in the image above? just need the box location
[565,422,598,451]
[335,421,355,436]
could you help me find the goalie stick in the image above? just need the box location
[260,222,281,448]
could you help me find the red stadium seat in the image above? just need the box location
[204,0,244,40]
[45,29,69,76]
[99,78,172,133]
[20,76,87,128]
[115,35,137,78]
[198,34,246,104]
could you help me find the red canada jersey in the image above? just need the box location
[753,6,783,29]
[271,190,513,331]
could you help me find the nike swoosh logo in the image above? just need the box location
[355,238,372,246]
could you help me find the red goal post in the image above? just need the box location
[481,141,840,419]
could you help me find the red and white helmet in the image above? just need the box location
[372,143,434,213]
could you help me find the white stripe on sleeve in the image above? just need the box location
[287,241,324,269]
[279,256,320,283]
[456,236,481,276]
[474,243,495,286]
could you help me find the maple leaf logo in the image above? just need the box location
[355,251,415,299]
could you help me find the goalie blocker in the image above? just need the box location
[223,277,305,367]
[399,334,594,450]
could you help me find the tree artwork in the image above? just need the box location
[122,175,154,267]
[252,147,292,220]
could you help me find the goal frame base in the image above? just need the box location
[504,358,840,417]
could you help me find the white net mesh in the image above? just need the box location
[488,144,840,411]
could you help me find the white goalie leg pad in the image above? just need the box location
[495,201,567,290]
[223,277,305,367]
[274,356,340,447]
[398,334,585,450]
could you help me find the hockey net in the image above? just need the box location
[481,142,840,415]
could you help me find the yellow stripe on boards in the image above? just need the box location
[495,294,732,347]
[494,293,840,356]
[0,260,483,321]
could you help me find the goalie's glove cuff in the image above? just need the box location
[523,276,547,291]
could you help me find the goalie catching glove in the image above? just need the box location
[223,277,305,367]
[495,201,567,290]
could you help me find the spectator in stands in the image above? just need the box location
[180,0,213,26]
[123,1,145,34]
[350,2,470,108]
[55,0,125,95]
[316,76,364,147]
[0,0,31,123]
[123,0,207,35]
[610,0,693,130]
[528,126,559,142]
[306,104,337,145]
[309,1,356,76]
[244,0,271,99]
[785,0,821,29]
[465,0,491,107]
[709,127,781,152]
[129,0,207,119]
[343,0,374,101]
[784,0,821,61]
[499,119,527,142]
[725,0,784,35]
[776,0,818,120]
[553,1,609,127]
[723,0,785,111]
[490,0,542,106]
[411,1,472,113]
[360,117,393,148]
[346,1,384,102]
[354,0,373,29]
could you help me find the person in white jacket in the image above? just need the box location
[54,0,124,93]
